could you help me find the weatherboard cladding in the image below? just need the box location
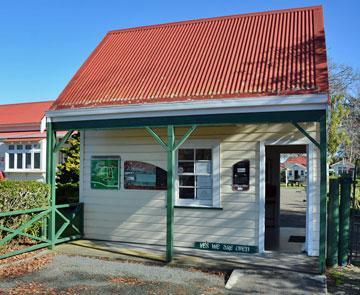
[52,6,328,110]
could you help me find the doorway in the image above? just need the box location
[264,145,308,253]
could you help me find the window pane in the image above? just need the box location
[195,161,211,174]
[178,161,194,173]
[16,145,23,150]
[17,154,23,169]
[179,175,195,187]
[196,188,212,200]
[34,153,41,169]
[26,153,32,169]
[179,188,195,199]
[25,145,32,150]
[124,161,167,190]
[9,154,14,169]
[196,175,212,188]
[178,149,194,160]
[196,149,212,160]
[33,143,40,149]
[8,145,14,150]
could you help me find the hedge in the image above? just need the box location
[0,180,49,240]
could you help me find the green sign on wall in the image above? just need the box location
[91,156,120,190]
[194,241,257,253]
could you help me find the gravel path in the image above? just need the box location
[0,254,227,294]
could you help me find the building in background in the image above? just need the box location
[0,101,53,182]
[281,156,307,185]
[330,159,355,176]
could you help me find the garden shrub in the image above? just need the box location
[0,180,49,240]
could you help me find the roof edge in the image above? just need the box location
[47,94,328,123]
[108,5,323,35]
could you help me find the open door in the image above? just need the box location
[265,145,307,253]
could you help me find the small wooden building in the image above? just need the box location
[47,6,329,272]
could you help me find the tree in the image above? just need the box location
[56,132,80,203]
[327,61,360,163]
[342,93,360,163]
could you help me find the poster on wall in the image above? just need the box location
[91,156,120,190]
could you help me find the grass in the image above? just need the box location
[327,264,360,294]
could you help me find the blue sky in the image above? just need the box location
[0,0,359,104]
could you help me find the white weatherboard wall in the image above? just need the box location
[80,123,320,254]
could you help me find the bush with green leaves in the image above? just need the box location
[0,180,49,240]
[56,132,80,203]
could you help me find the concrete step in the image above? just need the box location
[225,269,326,294]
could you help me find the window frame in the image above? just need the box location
[175,140,220,208]
[5,142,42,172]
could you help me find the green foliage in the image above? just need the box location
[56,132,80,203]
[328,94,350,162]
[0,180,49,239]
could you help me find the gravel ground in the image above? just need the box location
[280,187,307,228]
[0,254,227,294]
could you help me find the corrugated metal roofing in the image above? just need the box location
[52,5,328,111]
[0,101,53,126]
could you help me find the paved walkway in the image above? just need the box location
[56,239,319,274]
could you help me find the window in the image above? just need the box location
[176,142,220,207]
[6,143,42,171]
[124,161,167,190]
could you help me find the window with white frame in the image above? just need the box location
[6,143,42,171]
[176,141,220,207]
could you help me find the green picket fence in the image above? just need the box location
[0,203,83,260]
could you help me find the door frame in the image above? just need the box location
[259,139,315,255]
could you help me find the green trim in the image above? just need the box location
[338,175,352,266]
[46,122,57,250]
[0,209,49,246]
[292,122,321,149]
[174,206,223,210]
[0,242,50,260]
[166,126,175,262]
[0,225,50,244]
[327,178,339,267]
[319,115,327,274]
[174,125,197,151]
[52,110,325,131]
[145,127,168,151]
[0,207,49,217]
[54,130,74,153]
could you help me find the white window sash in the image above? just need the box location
[175,139,220,208]
[5,143,42,172]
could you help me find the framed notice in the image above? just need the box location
[91,156,120,190]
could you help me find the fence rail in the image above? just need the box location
[0,202,83,260]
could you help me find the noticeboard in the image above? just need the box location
[91,156,120,190]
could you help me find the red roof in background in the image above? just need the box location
[0,131,46,139]
[0,101,53,126]
[285,156,307,167]
[51,5,328,111]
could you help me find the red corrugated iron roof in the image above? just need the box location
[51,6,328,111]
[285,156,307,167]
[0,101,53,126]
